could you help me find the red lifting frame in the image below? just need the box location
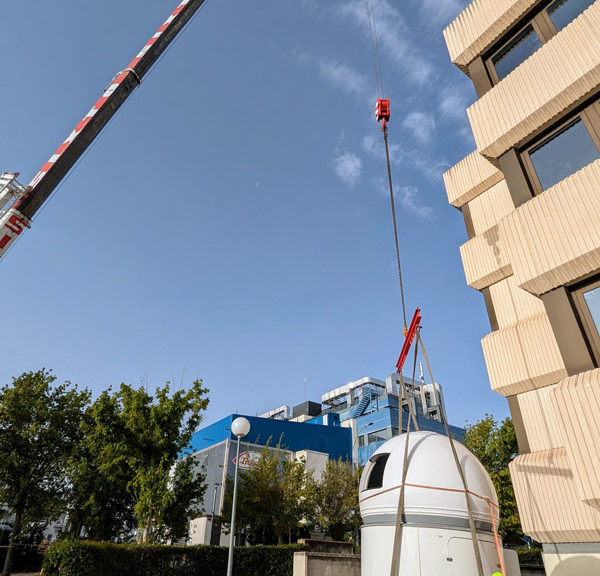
[396,308,421,373]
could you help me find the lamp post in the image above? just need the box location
[227,417,250,576]
[352,422,374,464]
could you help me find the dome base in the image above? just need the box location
[361,524,520,576]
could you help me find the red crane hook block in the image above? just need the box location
[375,98,390,131]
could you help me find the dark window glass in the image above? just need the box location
[367,428,392,444]
[547,0,595,31]
[366,454,389,490]
[492,25,542,80]
[583,286,600,334]
[529,118,600,190]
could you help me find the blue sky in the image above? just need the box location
[0,0,509,427]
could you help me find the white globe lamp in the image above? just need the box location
[227,416,251,576]
[231,416,250,438]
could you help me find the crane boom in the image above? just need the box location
[0,0,209,260]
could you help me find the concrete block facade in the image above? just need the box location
[444,1,600,573]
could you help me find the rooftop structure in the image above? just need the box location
[259,373,464,465]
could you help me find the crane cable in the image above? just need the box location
[384,130,408,332]
[365,4,487,573]
[365,0,408,332]
[366,0,384,98]
[389,342,420,576]
[417,330,487,576]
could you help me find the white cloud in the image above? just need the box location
[420,0,463,25]
[337,0,434,85]
[294,49,312,66]
[402,111,436,145]
[397,186,434,220]
[438,82,473,122]
[362,132,447,182]
[333,152,362,187]
[317,58,371,99]
[362,132,404,164]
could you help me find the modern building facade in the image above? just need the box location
[187,412,352,545]
[187,373,463,544]
[444,1,600,573]
[319,374,464,464]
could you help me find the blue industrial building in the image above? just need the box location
[187,374,464,545]
[189,412,351,460]
[350,391,465,463]
[320,374,464,464]
[187,409,351,545]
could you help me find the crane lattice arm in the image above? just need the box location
[0,0,209,259]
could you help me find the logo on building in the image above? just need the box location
[233,451,261,470]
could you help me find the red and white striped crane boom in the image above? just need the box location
[0,0,209,260]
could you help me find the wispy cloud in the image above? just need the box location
[402,111,436,145]
[362,133,405,164]
[294,49,312,67]
[438,82,473,122]
[333,152,362,187]
[362,132,448,182]
[298,0,319,16]
[397,186,434,220]
[317,57,371,100]
[419,0,464,26]
[337,0,435,85]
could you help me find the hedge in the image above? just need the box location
[516,547,544,568]
[43,541,309,576]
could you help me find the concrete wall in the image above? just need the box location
[293,552,361,576]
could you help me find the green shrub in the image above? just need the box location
[43,540,308,576]
[516,547,544,567]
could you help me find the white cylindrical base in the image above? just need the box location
[361,524,517,576]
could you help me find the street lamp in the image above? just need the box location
[353,422,374,455]
[226,417,250,576]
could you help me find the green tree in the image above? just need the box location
[67,390,136,540]
[310,458,361,541]
[68,379,209,543]
[464,414,523,544]
[221,442,313,545]
[162,454,206,542]
[0,369,90,576]
[278,457,314,544]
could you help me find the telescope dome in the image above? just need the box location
[359,430,498,530]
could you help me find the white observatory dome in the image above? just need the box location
[358,431,522,576]
[359,431,498,530]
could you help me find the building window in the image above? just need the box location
[572,279,600,362]
[522,102,600,193]
[528,118,600,191]
[365,454,389,490]
[547,0,595,31]
[368,427,392,444]
[490,25,542,81]
[485,0,594,85]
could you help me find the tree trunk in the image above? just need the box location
[141,524,149,543]
[2,507,23,576]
